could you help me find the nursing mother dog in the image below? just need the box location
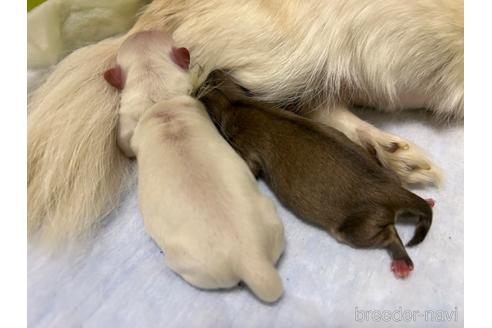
[28,0,462,246]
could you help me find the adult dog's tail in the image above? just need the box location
[28,36,133,246]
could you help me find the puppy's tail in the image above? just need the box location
[392,189,433,247]
[239,257,283,303]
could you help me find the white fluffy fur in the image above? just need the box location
[28,37,132,245]
[111,31,284,301]
[28,0,463,244]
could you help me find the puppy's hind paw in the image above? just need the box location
[391,259,414,279]
[425,198,435,208]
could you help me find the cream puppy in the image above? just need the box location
[104,31,285,303]
[103,31,193,157]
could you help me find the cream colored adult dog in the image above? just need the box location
[103,30,284,302]
[28,0,463,244]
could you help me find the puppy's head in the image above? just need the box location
[104,30,192,100]
[201,70,251,103]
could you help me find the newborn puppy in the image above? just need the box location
[103,30,193,157]
[199,71,434,279]
[103,31,285,302]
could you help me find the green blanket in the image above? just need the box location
[28,0,46,12]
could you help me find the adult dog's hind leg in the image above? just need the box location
[307,104,442,186]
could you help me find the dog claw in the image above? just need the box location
[383,142,400,153]
[356,128,442,186]
[376,138,441,186]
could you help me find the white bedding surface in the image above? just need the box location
[27,71,463,327]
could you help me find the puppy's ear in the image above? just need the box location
[170,47,190,70]
[103,65,124,90]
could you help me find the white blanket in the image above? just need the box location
[27,67,463,326]
[27,0,150,68]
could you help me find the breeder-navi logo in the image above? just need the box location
[355,306,459,323]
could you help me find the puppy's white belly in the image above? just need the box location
[132,96,285,300]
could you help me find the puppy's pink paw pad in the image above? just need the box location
[425,198,435,208]
[391,260,413,279]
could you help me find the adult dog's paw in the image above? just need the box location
[358,130,442,187]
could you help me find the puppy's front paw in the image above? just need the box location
[358,130,442,186]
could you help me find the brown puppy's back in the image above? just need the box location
[199,71,432,278]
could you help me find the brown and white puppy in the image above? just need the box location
[103,32,285,302]
[199,71,435,279]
